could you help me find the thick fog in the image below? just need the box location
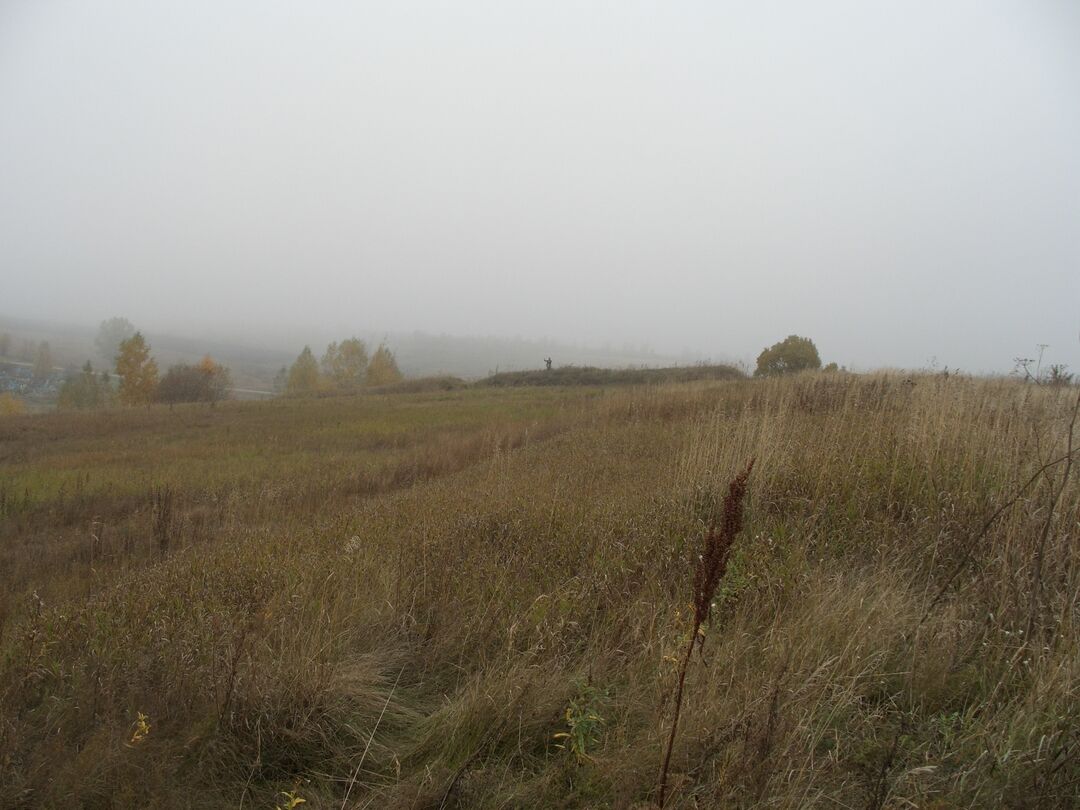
[2,1,1078,372]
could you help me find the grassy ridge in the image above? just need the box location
[1,375,1077,808]
[478,363,744,388]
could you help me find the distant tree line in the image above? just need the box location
[279,338,403,396]
[56,318,233,409]
[4,317,1075,419]
[157,356,232,404]
[57,362,111,409]
[47,319,407,411]
[0,333,57,380]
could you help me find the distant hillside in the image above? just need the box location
[479,363,745,387]
[335,331,701,379]
[1,314,727,390]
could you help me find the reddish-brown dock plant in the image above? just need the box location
[658,459,754,807]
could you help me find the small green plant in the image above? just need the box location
[275,789,306,809]
[128,711,151,745]
[554,682,608,763]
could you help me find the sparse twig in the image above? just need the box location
[920,418,1080,626]
[341,663,405,809]
[1026,388,1079,641]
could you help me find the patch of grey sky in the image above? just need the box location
[1,1,1077,372]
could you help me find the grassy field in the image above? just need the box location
[1,375,1077,808]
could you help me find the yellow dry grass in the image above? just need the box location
[1,373,1076,808]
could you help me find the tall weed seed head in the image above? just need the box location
[659,458,754,806]
[693,459,753,632]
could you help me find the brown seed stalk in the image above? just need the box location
[658,459,754,807]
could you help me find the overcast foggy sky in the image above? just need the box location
[1,1,1078,372]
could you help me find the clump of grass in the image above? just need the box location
[657,459,753,807]
[151,485,174,555]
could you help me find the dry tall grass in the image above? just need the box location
[1,374,1077,808]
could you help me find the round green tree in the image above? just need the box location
[754,335,822,377]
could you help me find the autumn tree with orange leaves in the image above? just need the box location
[115,332,159,406]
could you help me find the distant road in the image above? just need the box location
[0,357,275,397]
